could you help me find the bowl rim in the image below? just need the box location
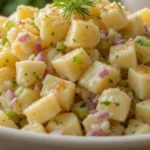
[0,126,150,147]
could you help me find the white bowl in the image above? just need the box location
[0,126,150,150]
[120,0,150,12]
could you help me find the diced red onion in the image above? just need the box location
[5,90,15,101]
[100,121,110,133]
[89,109,97,114]
[91,124,100,131]
[35,39,42,52]
[17,32,31,42]
[94,110,110,120]
[89,92,99,103]
[61,76,69,81]
[86,102,96,111]
[34,52,45,61]
[100,30,109,36]
[44,68,54,77]
[144,24,149,32]
[9,97,19,106]
[113,37,125,45]
[144,24,150,37]
[86,129,104,136]
[89,92,96,100]
[50,129,63,135]
[34,84,40,91]
[99,68,109,79]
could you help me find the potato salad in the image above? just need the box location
[0,0,150,137]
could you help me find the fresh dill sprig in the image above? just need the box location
[53,0,95,19]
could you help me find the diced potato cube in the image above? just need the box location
[7,26,21,44]
[46,113,83,136]
[134,36,150,64]
[82,114,104,132]
[21,122,46,133]
[0,67,16,82]
[40,15,70,48]
[87,49,100,63]
[96,88,131,122]
[52,48,92,82]
[0,96,10,110]
[100,2,128,30]
[138,8,150,27]
[12,32,40,60]
[136,99,150,125]
[0,67,16,93]
[24,93,61,123]
[110,121,125,135]
[65,20,100,49]
[128,65,150,99]
[17,5,39,21]
[13,87,40,115]
[0,51,19,68]
[122,13,145,38]
[41,75,76,111]
[7,19,39,44]
[109,40,137,69]
[79,61,120,94]
[0,16,8,38]
[125,119,150,135]
[16,61,46,87]
[0,109,18,129]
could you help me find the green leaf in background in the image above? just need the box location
[0,0,53,16]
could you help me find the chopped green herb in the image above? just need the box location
[36,76,39,80]
[5,20,15,30]
[114,102,120,107]
[24,73,28,76]
[50,42,54,47]
[109,79,113,84]
[54,120,63,125]
[115,55,119,59]
[52,32,55,36]
[86,25,88,29]
[12,81,17,85]
[15,87,24,96]
[132,131,136,134]
[2,37,9,46]
[2,119,5,122]
[33,72,36,75]
[131,89,136,97]
[53,0,95,19]
[57,42,66,50]
[100,100,111,106]
[31,22,40,31]
[6,59,9,63]
[135,37,150,47]
[73,55,83,64]
[80,103,86,108]
[72,39,76,43]
[118,80,128,87]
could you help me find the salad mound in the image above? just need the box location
[0,0,150,137]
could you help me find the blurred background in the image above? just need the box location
[0,0,52,16]
[0,0,119,16]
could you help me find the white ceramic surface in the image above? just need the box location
[0,126,150,150]
[120,0,150,12]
